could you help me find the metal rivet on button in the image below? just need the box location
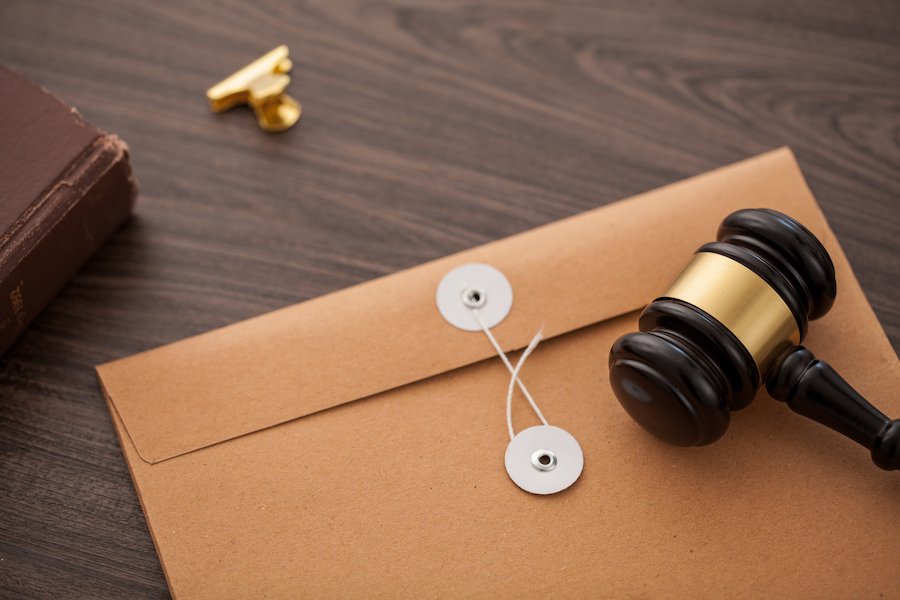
[531,449,557,472]
[462,286,487,309]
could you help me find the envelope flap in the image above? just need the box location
[97,148,831,464]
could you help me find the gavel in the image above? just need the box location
[608,208,898,470]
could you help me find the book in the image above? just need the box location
[0,65,137,355]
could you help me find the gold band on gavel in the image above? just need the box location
[662,251,800,375]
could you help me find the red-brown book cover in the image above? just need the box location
[0,65,137,355]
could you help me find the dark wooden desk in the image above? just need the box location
[1,1,897,597]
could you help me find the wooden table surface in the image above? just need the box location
[1,1,898,597]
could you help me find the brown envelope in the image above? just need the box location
[97,148,900,599]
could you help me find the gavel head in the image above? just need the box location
[608,209,837,446]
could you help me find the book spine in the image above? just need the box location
[0,142,135,355]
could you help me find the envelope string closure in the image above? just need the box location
[436,263,584,496]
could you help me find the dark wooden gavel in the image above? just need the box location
[608,208,898,470]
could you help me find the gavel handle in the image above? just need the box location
[767,346,898,470]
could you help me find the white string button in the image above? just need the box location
[436,263,584,495]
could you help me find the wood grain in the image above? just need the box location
[1,1,898,597]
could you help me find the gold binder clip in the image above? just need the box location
[206,45,301,133]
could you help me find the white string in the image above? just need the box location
[505,329,546,441]
[470,308,549,441]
